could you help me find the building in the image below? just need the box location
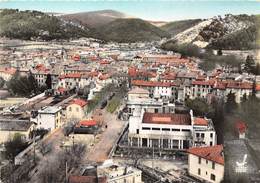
[0,67,16,81]
[187,145,224,183]
[127,87,175,116]
[128,109,216,150]
[66,99,88,120]
[31,106,62,131]
[97,160,143,183]
[0,119,34,144]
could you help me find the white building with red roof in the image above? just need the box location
[187,145,224,183]
[66,99,88,120]
[128,108,216,150]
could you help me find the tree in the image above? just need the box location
[244,55,255,73]
[185,98,213,117]
[225,92,237,113]
[45,73,52,89]
[7,71,39,96]
[4,133,28,160]
[217,48,223,56]
[0,77,5,88]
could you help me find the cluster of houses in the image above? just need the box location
[0,38,259,183]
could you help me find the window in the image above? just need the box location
[196,133,200,137]
[198,168,201,175]
[210,141,213,146]
[206,160,208,164]
[212,162,215,169]
[152,128,160,131]
[201,133,205,138]
[69,107,72,111]
[162,128,170,131]
[142,127,150,130]
[198,157,201,164]
[210,133,213,138]
[76,107,79,112]
[136,129,139,134]
[210,174,216,181]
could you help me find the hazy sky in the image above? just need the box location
[1,0,260,21]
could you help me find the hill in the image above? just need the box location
[161,19,202,36]
[163,14,256,50]
[61,10,131,28]
[0,9,92,40]
[97,18,170,43]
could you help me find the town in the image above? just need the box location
[1,3,260,183]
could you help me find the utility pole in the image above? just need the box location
[65,161,68,183]
[33,125,36,164]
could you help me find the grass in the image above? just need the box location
[106,97,121,113]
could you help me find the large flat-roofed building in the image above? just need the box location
[128,109,216,150]
[0,119,34,144]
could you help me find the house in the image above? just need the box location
[127,87,175,116]
[187,145,224,183]
[97,160,143,183]
[31,106,62,131]
[0,119,34,144]
[0,67,16,81]
[235,121,247,139]
[66,99,88,120]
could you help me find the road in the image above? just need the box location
[85,109,126,163]
[27,128,65,183]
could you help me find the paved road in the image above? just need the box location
[85,110,126,163]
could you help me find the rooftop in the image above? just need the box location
[193,117,208,126]
[70,99,88,107]
[187,145,224,165]
[38,106,61,114]
[0,119,33,131]
[142,112,191,125]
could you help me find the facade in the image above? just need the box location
[187,145,224,183]
[0,119,34,144]
[128,109,216,150]
[66,99,88,120]
[31,106,62,131]
[0,67,16,81]
[97,161,143,183]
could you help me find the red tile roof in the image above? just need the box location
[132,80,178,87]
[78,119,97,127]
[59,73,81,79]
[255,84,260,91]
[0,67,16,75]
[235,121,247,133]
[226,82,252,89]
[194,118,208,126]
[187,145,224,165]
[142,112,191,125]
[192,80,215,86]
[70,99,87,107]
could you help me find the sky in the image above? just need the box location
[0,0,260,21]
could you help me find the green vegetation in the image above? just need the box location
[7,71,39,97]
[255,15,260,47]
[87,84,115,113]
[185,98,214,117]
[0,77,5,88]
[161,42,243,71]
[208,25,257,50]
[161,19,202,36]
[0,9,90,40]
[107,97,121,113]
[98,18,170,43]
[4,133,28,160]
